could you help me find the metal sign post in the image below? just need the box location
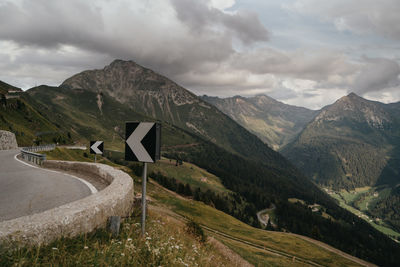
[94,154,97,163]
[125,122,161,236]
[141,162,147,235]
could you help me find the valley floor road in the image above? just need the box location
[0,149,92,221]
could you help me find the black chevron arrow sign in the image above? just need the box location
[125,122,161,163]
[90,141,104,155]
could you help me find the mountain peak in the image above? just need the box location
[61,59,201,112]
[315,92,390,129]
[335,92,363,105]
[347,92,359,98]
[107,59,138,68]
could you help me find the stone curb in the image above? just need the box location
[0,161,134,246]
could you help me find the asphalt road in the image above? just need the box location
[0,149,92,222]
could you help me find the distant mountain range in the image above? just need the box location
[203,92,400,191]
[1,60,400,266]
[201,94,317,150]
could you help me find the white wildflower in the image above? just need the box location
[153,248,160,255]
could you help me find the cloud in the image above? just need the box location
[229,48,358,82]
[170,0,268,45]
[352,58,400,94]
[0,0,104,48]
[207,0,235,10]
[0,40,111,88]
[289,0,400,40]
[0,0,399,109]
[0,0,269,85]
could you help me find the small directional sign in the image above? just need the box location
[125,122,161,163]
[90,141,104,155]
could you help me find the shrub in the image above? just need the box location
[186,219,206,243]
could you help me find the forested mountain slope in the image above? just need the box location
[282,93,400,189]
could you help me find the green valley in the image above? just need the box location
[326,186,400,240]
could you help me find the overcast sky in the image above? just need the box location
[1,0,399,109]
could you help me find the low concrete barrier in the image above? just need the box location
[0,161,134,246]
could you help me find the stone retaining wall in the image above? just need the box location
[0,130,18,150]
[0,161,134,246]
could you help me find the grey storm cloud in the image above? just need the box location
[0,0,399,108]
[0,0,104,48]
[171,0,268,44]
[353,58,400,94]
[0,0,271,92]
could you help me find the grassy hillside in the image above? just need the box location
[1,208,237,267]
[33,148,368,267]
[0,95,70,147]
[151,191,365,267]
[149,158,229,194]
[0,80,22,94]
[26,86,199,150]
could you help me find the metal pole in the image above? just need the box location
[141,162,147,236]
[94,154,97,163]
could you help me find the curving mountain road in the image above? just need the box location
[0,149,93,222]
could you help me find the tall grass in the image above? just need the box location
[0,210,233,267]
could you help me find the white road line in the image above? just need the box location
[14,153,98,194]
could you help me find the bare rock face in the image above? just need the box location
[61,60,204,127]
[0,130,18,150]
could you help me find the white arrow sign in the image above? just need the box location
[126,122,154,162]
[90,141,103,154]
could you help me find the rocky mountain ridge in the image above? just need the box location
[62,60,203,121]
[61,60,286,165]
[201,94,317,150]
[314,93,392,129]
